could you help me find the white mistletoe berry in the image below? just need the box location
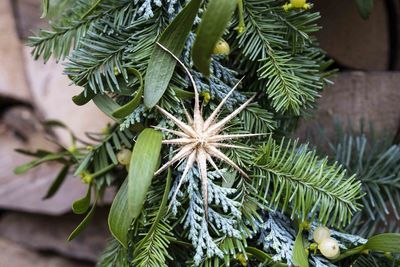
[319,237,340,259]
[313,226,331,244]
[117,148,132,165]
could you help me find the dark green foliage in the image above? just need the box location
[328,130,400,237]
[96,239,129,267]
[19,0,395,266]
[253,137,363,227]
[230,0,329,115]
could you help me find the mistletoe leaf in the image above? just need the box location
[14,153,66,174]
[128,129,162,218]
[74,151,94,176]
[72,185,92,214]
[355,0,374,20]
[72,89,96,106]
[134,169,171,253]
[43,165,70,199]
[192,0,236,76]
[173,87,195,100]
[144,0,202,108]
[292,226,309,267]
[68,194,97,241]
[108,179,131,248]
[93,95,120,121]
[112,68,143,118]
[365,233,400,253]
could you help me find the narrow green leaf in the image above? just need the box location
[93,95,120,121]
[72,185,92,214]
[292,226,309,267]
[365,233,400,253]
[245,247,287,267]
[128,129,162,218]
[112,69,144,118]
[144,0,202,108]
[14,153,65,174]
[43,165,70,199]
[15,148,55,158]
[72,89,96,106]
[105,142,118,165]
[108,179,131,247]
[74,151,93,176]
[355,0,374,20]
[41,0,50,18]
[81,0,103,19]
[68,195,97,241]
[192,0,236,76]
[173,87,195,100]
[91,163,116,178]
[134,169,171,253]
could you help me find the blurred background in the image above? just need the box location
[0,0,399,266]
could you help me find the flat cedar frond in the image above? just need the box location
[253,137,363,227]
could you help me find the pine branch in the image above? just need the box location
[253,137,363,227]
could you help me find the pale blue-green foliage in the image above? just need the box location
[182,32,246,110]
[135,0,182,18]
[135,0,162,19]
[258,212,295,265]
[311,255,336,267]
[257,212,367,266]
[173,166,242,265]
[120,105,148,130]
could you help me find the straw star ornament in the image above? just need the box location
[154,43,262,215]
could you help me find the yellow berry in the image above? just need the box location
[117,148,132,165]
[319,237,340,259]
[236,253,247,266]
[68,145,77,154]
[290,0,307,8]
[114,66,120,76]
[313,226,331,244]
[213,40,230,55]
[81,172,93,184]
[201,91,211,104]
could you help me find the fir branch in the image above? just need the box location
[235,103,277,134]
[74,125,134,188]
[329,132,400,237]
[96,239,129,267]
[132,168,173,266]
[233,0,327,115]
[28,0,133,62]
[253,137,363,227]
[132,221,172,266]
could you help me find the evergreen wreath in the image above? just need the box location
[16,0,400,266]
